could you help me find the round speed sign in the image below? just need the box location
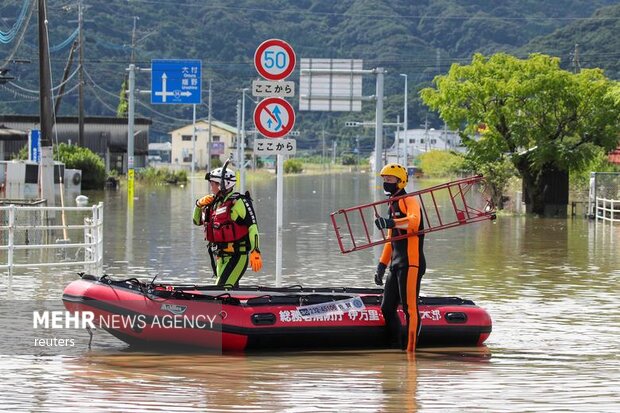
[254,39,296,81]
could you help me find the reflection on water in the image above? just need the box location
[1,173,619,411]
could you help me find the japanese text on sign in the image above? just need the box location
[254,138,297,155]
[252,80,295,97]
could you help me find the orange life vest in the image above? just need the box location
[204,196,249,243]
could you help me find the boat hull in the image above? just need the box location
[62,276,492,352]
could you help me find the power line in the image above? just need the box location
[0,0,34,67]
[0,0,32,44]
[84,66,195,122]
[6,65,79,94]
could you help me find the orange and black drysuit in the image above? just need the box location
[377,188,426,351]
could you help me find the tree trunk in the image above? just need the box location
[519,162,569,217]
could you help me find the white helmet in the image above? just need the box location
[206,167,236,191]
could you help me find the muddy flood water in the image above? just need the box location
[1,172,619,412]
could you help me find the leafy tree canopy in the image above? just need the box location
[420,53,620,214]
[420,53,619,173]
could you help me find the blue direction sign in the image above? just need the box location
[151,59,202,104]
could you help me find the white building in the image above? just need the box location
[169,120,238,169]
[370,128,465,172]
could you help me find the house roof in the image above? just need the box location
[149,142,172,151]
[0,115,152,125]
[168,119,238,135]
[609,147,620,164]
[0,124,28,141]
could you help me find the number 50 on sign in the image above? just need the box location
[254,39,296,81]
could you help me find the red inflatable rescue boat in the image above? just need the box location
[62,274,492,352]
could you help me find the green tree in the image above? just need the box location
[421,53,620,216]
[14,143,107,190]
[117,78,128,118]
[418,150,467,178]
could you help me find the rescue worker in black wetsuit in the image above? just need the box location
[192,166,262,288]
[373,163,426,352]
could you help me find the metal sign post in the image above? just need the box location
[253,39,296,287]
[127,63,136,206]
[299,60,385,259]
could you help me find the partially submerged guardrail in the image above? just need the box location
[596,197,620,223]
[0,201,104,277]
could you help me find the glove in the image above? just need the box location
[374,263,387,286]
[196,194,215,208]
[374,216,395,230]
[249,249,263,272]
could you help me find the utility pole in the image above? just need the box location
[207,79,212,172]
[191,104,196,174]
[400,73,408,166]
[372,67,385,262]
[572,43,581,74]
[38,0,55,205]
[130,16,138,64]
[38,0,54,146]
[240,88,248,193]
[422,115,429,153]
[356,135,360,169]
[54,40,78,116]
[127,63,136,202]
[373,68,385,202]
[235,99,241,168]
[321,128,326,168]
[396,114,400,165]
[77,0,84,146]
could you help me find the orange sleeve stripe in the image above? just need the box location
[406,265,420,352]
[393,198,421,232]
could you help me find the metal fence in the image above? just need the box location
[588,172,620,218]
[0,201,104,276]
[595,197,620,223]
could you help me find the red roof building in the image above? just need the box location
[609,146,620,164]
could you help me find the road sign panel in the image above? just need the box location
[253,97,296,139]
[28,129,40,162]
[252,80,295,97]
[254,39,296,81]
[151,59,201,104]
[299,58,363,111]
[254,138,296,155]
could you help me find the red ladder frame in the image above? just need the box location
[330,175,496,254]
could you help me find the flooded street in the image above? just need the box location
[1,172,619,412]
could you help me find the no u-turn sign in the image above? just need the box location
[253,97,295,139]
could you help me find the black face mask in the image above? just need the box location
[383,182,399,195]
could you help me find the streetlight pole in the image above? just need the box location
[207,79,212,172]
[191,104,196,175]
[240,87,248,193]
[399,73,408,167]
[77,0,85,147]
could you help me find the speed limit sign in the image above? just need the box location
[254,39,296,81]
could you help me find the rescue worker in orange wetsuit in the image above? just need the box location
[374,163,426,352]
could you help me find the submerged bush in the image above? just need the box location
[136,167,188,185]
[284,159,303,173]
[14,143,106,189]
